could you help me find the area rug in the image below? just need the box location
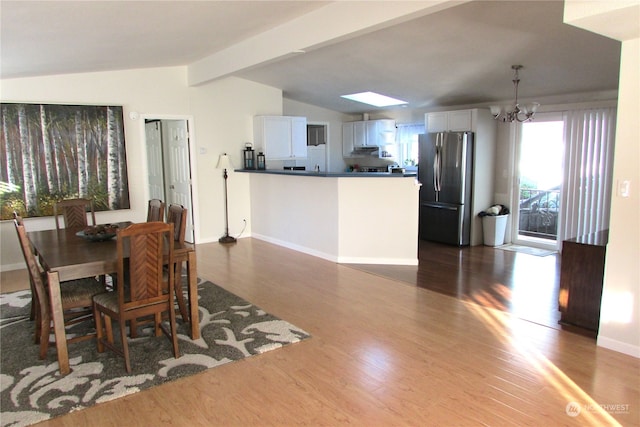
[0,278,310,427]
[496,244,557,257]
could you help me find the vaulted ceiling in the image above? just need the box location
[0,1,621,114]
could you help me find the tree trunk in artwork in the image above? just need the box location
[40,105,57,194]
[75,111,88,197]
[17,105,37,213]
[52,123,64,192]
[95,121,103,186]
[106,107,119,209]
[2,107,17,188]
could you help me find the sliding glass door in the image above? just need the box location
[512,113,565,250]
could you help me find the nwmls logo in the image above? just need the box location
[566,401,631,417]
[566,402,581,417]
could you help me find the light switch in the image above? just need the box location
[199,147,207,155]
[618,180,630,198]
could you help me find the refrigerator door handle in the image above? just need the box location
[433,133,442,201]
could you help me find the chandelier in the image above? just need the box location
[490,65,540,123]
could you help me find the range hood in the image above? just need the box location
[351,146,379,156]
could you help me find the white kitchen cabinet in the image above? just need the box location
[290,117,307,158]
[343,119,396,157]
[425,110,472,132]
[343,122,356,157]
[254,116,307,160]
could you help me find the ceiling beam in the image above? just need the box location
[187,1,467,87]
[564,0,640,41]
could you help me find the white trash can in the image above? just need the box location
[482,214,508,247]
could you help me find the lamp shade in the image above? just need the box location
[216,153,233,170]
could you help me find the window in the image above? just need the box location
[395,123,424,170]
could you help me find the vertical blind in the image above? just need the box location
[560,107,617,241]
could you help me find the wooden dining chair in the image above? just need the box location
[147,199,165,222]
[13,212,37,323]
[93,222,180,373]
[166,203,189,322]
[54,198,96,230]
[13,217,108,359]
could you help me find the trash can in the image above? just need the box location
[482,214,508,246]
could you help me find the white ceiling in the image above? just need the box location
[0,1,621,114]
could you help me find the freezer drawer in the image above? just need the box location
[419,202,470,246]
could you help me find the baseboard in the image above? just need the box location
[597,335,640,359]
[0,263,27,273]
[251,234,418,266]
[251,234,339,263]
[337,256,419,266]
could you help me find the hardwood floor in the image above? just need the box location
[2,238,639,426]
[351,240,563,331]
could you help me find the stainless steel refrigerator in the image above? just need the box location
[418,131,474,246]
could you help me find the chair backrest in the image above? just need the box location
[147,199,166,222]
[13,218,49,319]
[54,198,96,230]
[117,222,174,311]
[166,204,187,243]
[13,211,23,225]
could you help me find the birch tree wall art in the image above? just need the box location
[0,103,130,219]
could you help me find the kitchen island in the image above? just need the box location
[238,169,420,265]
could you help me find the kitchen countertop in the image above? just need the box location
[236,169,417,178]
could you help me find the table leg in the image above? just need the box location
[187,250,199,339]
[47,271,70,375]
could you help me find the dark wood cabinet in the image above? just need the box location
[558,230,608,334]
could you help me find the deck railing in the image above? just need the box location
[518,188,560,241]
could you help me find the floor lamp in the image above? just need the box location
[216,153,237,244]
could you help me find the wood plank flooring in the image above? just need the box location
[351,240,563,331]
[2,238,639,426]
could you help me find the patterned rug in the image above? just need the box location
[0,278,310,427]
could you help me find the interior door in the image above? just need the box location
[145,121,165,201]
[162,120,194,243]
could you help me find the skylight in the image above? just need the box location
[341,91,408,107]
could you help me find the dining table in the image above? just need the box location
[27,222,199,375]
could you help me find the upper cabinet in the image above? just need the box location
[254,116,307,160]
[425,110,473,132]
[343,119,396,157]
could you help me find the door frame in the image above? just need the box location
[307,121,330,171]
[139,114,199,243]
[510,112,564,251]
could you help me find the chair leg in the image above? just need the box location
[129,319,138,338]
[154,313,162,337]
[168,300,180,360]
[38,312,50,360]
[29,280,37,321]
[94,307,105,353]
[174,262,189,322]
[105,314,114,345]
[34,302,42,344]
[120,319,131,373]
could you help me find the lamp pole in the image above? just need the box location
[217,154,237,244]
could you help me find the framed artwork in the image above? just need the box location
[0,103,130,220]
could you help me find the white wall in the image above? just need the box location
[188,77,283,242]
[0,69,283,269]
[563,0,639,358]
[598,37,639,357]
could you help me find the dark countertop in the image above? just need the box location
[235,169,417,178]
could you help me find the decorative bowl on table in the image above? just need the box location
[76,224,119,242]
